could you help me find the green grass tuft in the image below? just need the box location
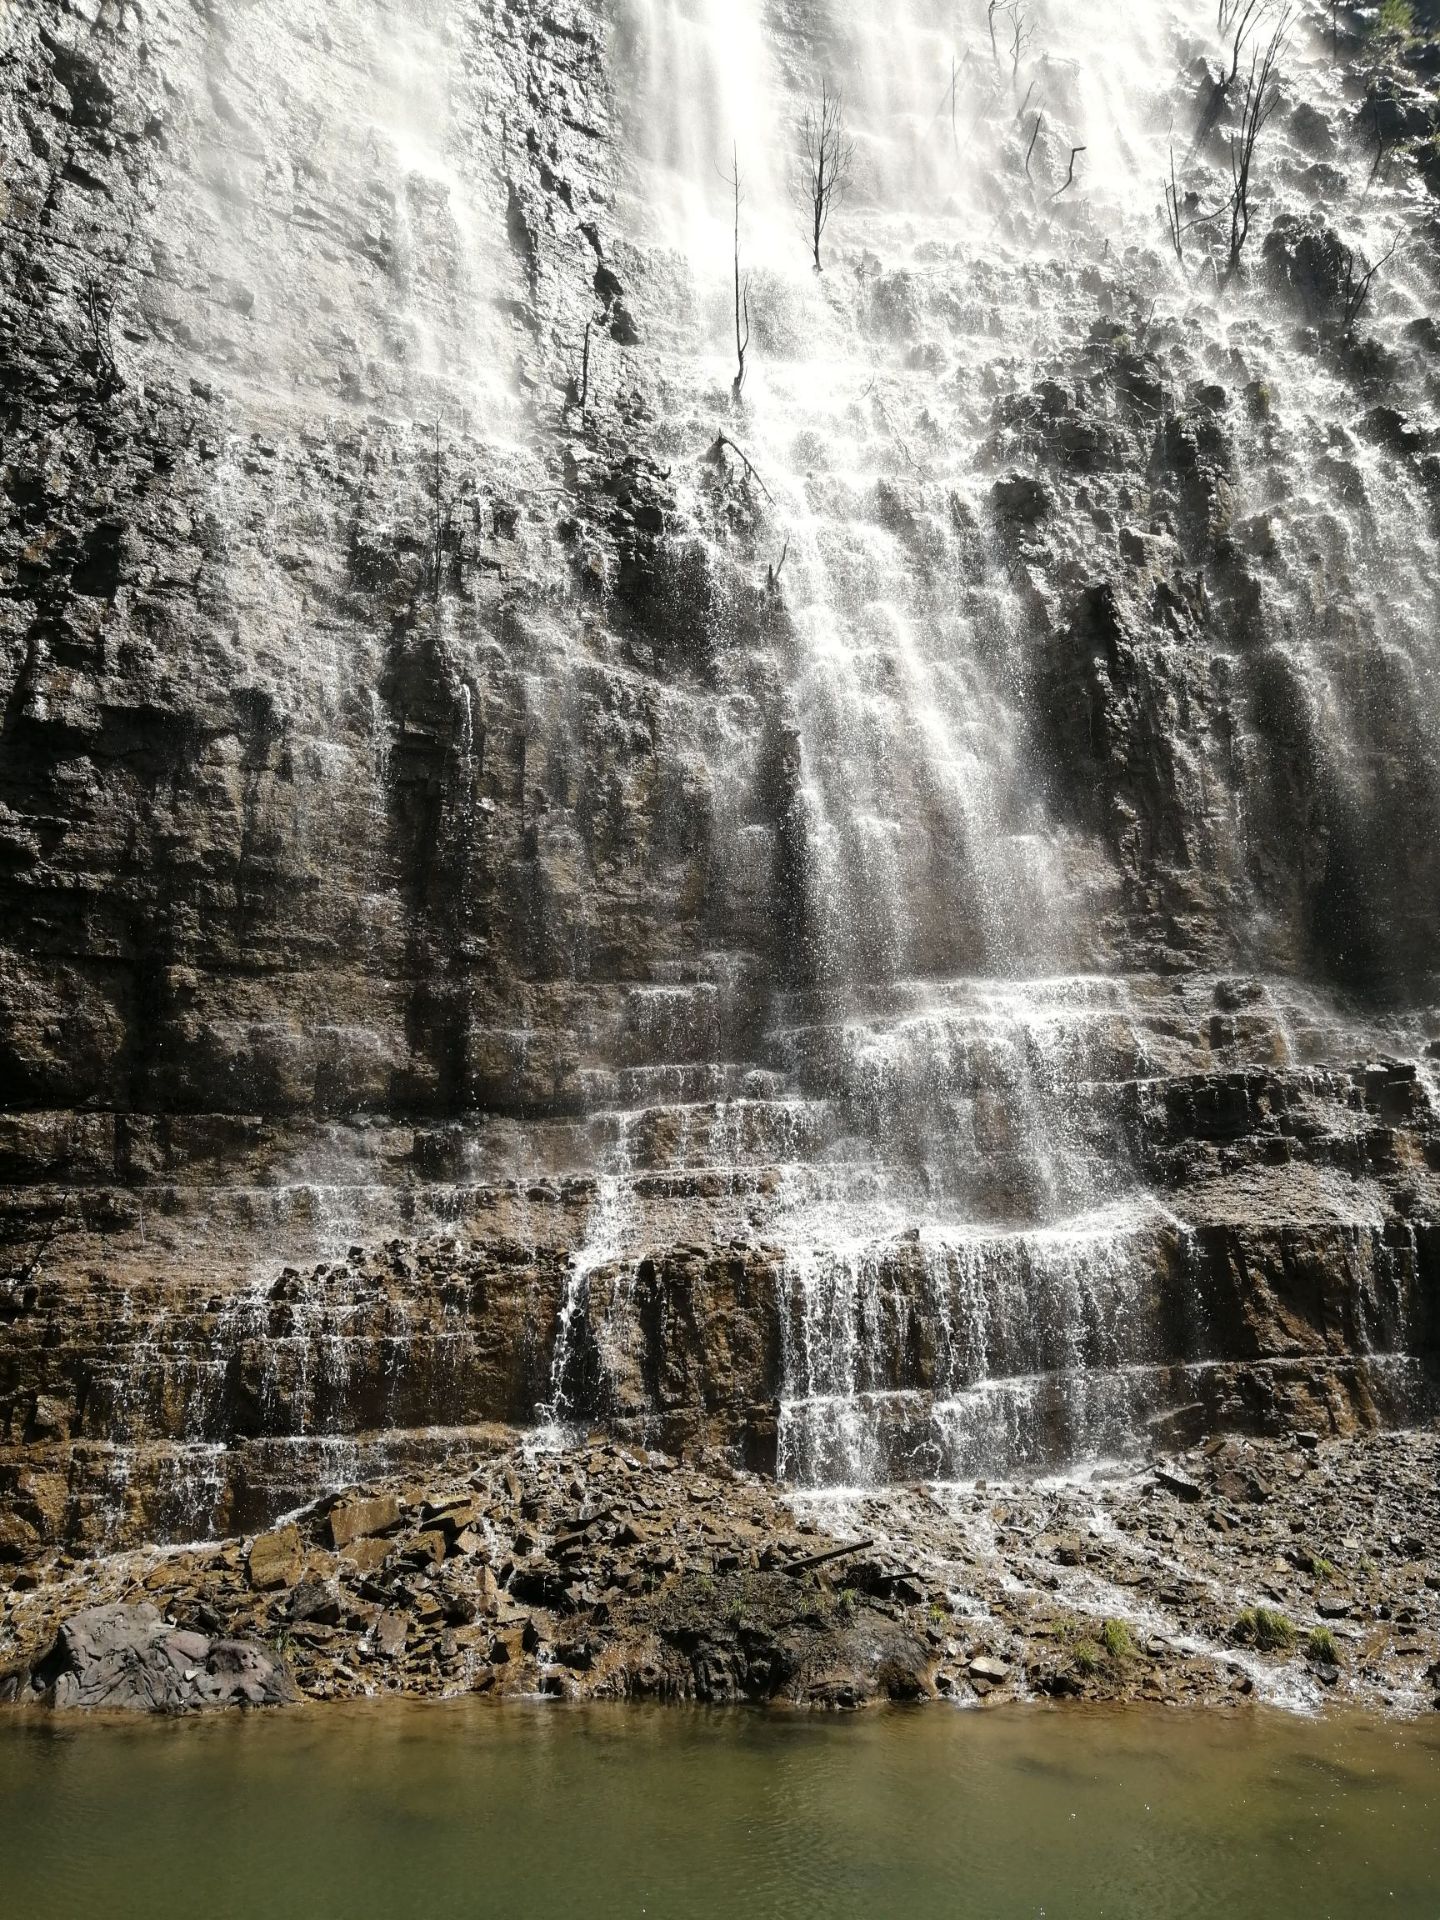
[1101,1618,1136,1662]
[1235,1606,1297,1653]
[1306,1626,1339,1665]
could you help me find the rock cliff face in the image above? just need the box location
[2,0,1440,1563]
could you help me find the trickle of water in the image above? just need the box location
[535,1115,638,1441]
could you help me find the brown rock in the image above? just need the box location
[373,1612,408,1659]
[247,1526,304,1592]
[338,1535,392,1574]
[329,1495,403,1552]
[26,1395,70,1444]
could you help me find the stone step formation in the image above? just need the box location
[3,0,1440,1603]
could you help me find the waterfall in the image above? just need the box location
[594,0,1176,1479]
[12,0,1439,1559]
[590,0,1440,1484]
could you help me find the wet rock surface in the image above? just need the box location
[1,0,1440,1637]
[4,1426,1438,1718]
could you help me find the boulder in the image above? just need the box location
[0,1604,296,1714]
[873,1634,933,1701]
[1155,1468,1203,1504]
[372,1611,408,1659]
[991,473,1052,523]
[329,1493,403,1551]
[1262,214,1349,319]
[247,1524,304,1591]
[25,1394,70,1444]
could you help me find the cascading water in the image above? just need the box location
[589,0,1175,1479]
[587,0,1440,1484]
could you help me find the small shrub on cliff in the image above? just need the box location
[1235,1606,1296,1652]
[1379,0,1416,38]
[1071,1639,1103,1677]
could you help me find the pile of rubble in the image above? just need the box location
[4,1425,1439,1717]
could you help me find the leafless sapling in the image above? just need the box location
[1365,88,1394,185]
[81,275,122,398]
[723,145,751,400]
[1163,145,1225,264]
[1195,0,1267,148]
[988,1,1033,85]
[565,317,596,418]
[1223,6,1291,286]
[1222,0,1267,86]
[795,83,855,274]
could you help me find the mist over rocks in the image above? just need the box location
[2,0,1440,1713]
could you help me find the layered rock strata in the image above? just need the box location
[2,0,1440,1576]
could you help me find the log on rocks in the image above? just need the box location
[781,1538,876,1578]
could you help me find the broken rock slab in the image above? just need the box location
[0,1603,298,1714]
[328,1493,404,1552]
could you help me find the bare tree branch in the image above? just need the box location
[1340,234,1399,328]
[709,430,775,502]
[1024,112,1043,179]
[1222,6,1292,285]
[1051,145,1086,198]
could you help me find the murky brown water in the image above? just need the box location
[1,1702,1438,1918]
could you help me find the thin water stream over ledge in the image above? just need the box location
[2,1701,1438,1919]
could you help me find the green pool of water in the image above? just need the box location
[2,1701,1438,1918]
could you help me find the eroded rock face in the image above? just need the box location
[0,1602,297,1713]
[1,0,1440,1566]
